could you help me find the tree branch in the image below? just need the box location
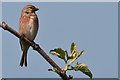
[0,21,69,80]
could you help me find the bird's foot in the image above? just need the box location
[32,41,39,50]
[34,44,39,50]
[20,33,25,40]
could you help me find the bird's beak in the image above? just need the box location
[35,8,39,11]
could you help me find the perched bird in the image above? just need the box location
[19,5,39,67]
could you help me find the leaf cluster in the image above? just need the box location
[49,42,93,79]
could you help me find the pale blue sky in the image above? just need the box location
[1,2,118,78]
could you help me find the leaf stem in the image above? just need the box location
[64,60,68,71]
[64,56,78,71]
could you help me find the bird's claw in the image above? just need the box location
[34,44,39,50]
[32,41,39,50]
[20,34,25,40]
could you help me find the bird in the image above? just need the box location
[19,5,39,67]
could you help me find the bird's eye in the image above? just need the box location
[26,12,29,14]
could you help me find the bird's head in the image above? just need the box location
[21,5,39,16]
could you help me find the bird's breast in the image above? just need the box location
[23,16,38,41]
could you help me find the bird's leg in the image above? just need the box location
[32,41,39,50]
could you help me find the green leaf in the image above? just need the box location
[50,48,65,60]
[70,42,76,55]
[48,69,53,71]
[78,50,85,57]
[72,63,93,79]
[49,50,60,57]
[1,79,5,80]
[72,50,79,59]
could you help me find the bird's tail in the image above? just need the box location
[20,51,27,67]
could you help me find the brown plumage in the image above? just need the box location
[19,5,39,67]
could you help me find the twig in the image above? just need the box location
[0,21,69,80]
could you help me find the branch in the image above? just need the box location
[0,21,69,80]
